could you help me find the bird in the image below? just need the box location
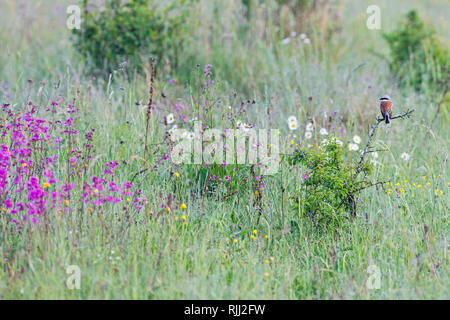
[379,95,393,124]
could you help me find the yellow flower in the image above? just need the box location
[395,183,400,187]
[233,239,237,243]
[290,140,294,145]
[400,188,405,194]
[417,184,422,188]
[167,207,171,212]
[426,182,431,186]
[88,208,93,213]
[265,259,269,264]
[265,234,268,239]
[175,172,180,179]
[388,189,392,195]
[22,163,28,167]
[404,180,408,184]
[181,215,186,221]
[253,229,258,234]
[127,198,131,203]
[181,203,187,209]
[440,190,443,196]
[277,130,281,135]
[255,190,259,195]
[270,257,274,261]
[386,182,390,186]
[411,194,415,198]
[64,200,69,206]
[250,235,256,240]
[264,272,269,277]
[93,188,99,194]
[43,182,51,188]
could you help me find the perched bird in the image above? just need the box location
[380,95,393,124]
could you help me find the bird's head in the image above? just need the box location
[380,95,391,101]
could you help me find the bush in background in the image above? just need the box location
[383,10,449,99]
[73,0,189,76]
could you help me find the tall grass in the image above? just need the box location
[0,0,448,299]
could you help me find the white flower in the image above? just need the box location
[372,151,378,158]
[353,135,361,144]
[290,31,296,37]
[187,132,194,140]
[304,131,312,139]
[304,38,311,44]
[319,128,328,135]
[281,37,291,45]
[400,152,410,161]
[166,113,175,124]
[348,143,359,151]
[370,159,378,166]
[289,122,298,130]
[242,123,250,132]
[168,125,177,134]
[236,120,242,129]
[288,116,298,131]
[288,115,297,123]
[305,122,314,131]
[299,33,307,39]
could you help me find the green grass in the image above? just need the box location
[0,0,448,299]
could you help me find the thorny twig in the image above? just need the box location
[354,109,414,180]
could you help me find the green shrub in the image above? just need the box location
[73,0,189,76]
[383,10,449,94]
[288,139,373,226]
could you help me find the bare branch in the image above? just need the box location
[354,109,414,179]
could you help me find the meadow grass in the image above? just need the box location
[0,0,448,299]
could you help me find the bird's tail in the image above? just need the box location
[385,113,390,124]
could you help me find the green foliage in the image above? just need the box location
[289,139,372,226]
[383,10,450,93]
[73,0,189,76]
